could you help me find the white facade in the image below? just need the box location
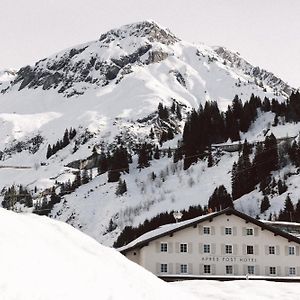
[121,209,300,279]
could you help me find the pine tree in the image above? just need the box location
[46,144,52,159]
[63,128,70,147]
[116,179,127,196]
[260,196,270,213]
[277,179,287,195]
[279,195,294,221]
[97,152,108,175]
[208,185,233,211]
[81,169,89,185]
[153,146,160,159]
[295,200,300,222]
[207,147,213,167]
[149,128,155,139]
[176,104,182,120]
[138,143,150,169]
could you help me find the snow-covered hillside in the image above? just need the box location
[0,208,195,300]
[0,20,297,246]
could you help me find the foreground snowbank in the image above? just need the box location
[174,280,300,300]
[0,208,193,300]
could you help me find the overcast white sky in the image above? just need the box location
[0,0,299,87]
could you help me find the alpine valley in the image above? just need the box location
[0,20,299,247]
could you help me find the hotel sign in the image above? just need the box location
[200,256,257,263]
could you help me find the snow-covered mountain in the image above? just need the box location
[0,20,297,246]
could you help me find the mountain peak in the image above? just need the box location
[99,20,179,45]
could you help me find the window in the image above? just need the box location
[160,264,168,273]
[246,228,254,235]
[160,243,168,252]
[289,246,295,255]
[247,266,255,274]
[225,227,232,235]
[269,267,276,275]
[247,245,254,255]
[180,264,188,274]
[269,246,275,255]
[289,267,296,276]
[180,243,188,253]
[226,265,233,274]
[204,265,211,274]
[203,244,210,253]
[225,245,232,254]
[203,227,210,234]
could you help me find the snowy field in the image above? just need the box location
[174,280,300,300]
[0,208,299,300]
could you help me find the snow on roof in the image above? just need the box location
[261,220,300,227]
[118,211,219,252]
[118,208,300,253]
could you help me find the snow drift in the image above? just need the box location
[0,208,194,300]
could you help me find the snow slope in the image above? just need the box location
[0,207,195,300]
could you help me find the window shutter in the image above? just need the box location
[168,263,173,274]
[233,226,237,236]
[296,246,300,256]
[156,242,160,253]
[211,264,216,275]
[234,264,239,275]
[156,263,160,274]
[211,243,216,254]
[285,266,289,276]
[233,244,238,255]
[265,266,269,275]
[199,264,204,275]
[168,242,173,253]
[221,244,225,255]
[276,245,280,255]
[242,244,246,255]
[254,227,258,236]
[242,227,246,236]
[176,263,180,274]
[255,265,260,275]
[199,243,203,254]
[221,226,225,235]
[243,265,247,275]
[188,243,193,254]
[265,246,269,255]
[254,245,259,255]
[188,263,193,275]
[285,246,288,256]
[198,225,203,235]
[211,226,215,235]
[175,242,179,253]
[277,266,281,276]
[297,267,300,276]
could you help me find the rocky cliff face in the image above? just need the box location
[6,21,178,97]
[214,46,294,97]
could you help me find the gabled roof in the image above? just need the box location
[118,208,300,253]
